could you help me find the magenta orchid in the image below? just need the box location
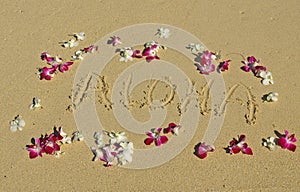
[164,123,182,136]
[108,36,122,46]
[83,45,99,53]
[217,60,231,73]
[38,64,58,80]
[227,134,253,155]
[59,61,74,73]
[277,130,297,152]
[241,56,266,75]
[144,128,168,146]
[195,142,215,159]
[41,52,62,65]
[195,50,216,75]
[142,41,164,62]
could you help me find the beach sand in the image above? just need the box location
[0,0,299,191]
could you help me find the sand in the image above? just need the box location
[0,0,299,191]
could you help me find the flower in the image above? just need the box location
[73,32,85,41]
[217,60,231,73]
[63,39,79,48]
[108,131,127,144]
[116,142,134,165]
[119,47,142,62]
[26,137,44,159]
[265,92,278,102]
[43,133,61,155]
[94,132,104,147]
[187,43,204,53]
[144,128,168,146]
[195,50,216,75]
[38,64,58,80]
[142,41,165,62]
[29,97,42,110]
[83,45,98,53]
[227,135,253,155]
[241,56,266,75]
[59,61,74,73]
[92,145,118,167]
[72,50,84,60]
[156,27,170,38]
[72,131,84,142]
[258,70,274,85]
[164,123,182,135]
[108,36,122,46]
[195,142,215,159]
[41,52,62,65]
[277,130,297,152]
[58,127,71,144]
[263,137,277,151]
[10,115,25,132]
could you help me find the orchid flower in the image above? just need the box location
[116,141,134,165]
[156,27,170,38]
[195,50,216,75]
[72,131,84,142]
[187,43,204,53]
[59,61,74,73]
[265,92,278,102]
[217,60,231,73]
[144,128,168,146]
[227,135,253,155]
[258,70,274,85]
[92,145,117,167]
[72,50,84,60]
[41,52,62,65]
[119,47,142,62]
[108,36,122,46]
[263,137,277,151]
[108,131,127,144]
[142,41,164,62]
[29,97,42,110]
[241,56,266,75]
[73,32,85,41]
[38,64,58,80]
[26,137,44,158]
[10,115,25,132]
[94,132,104,147]
[43,133,62,155]
[164,123,182,136]
[277,130,297,152]
[63,39,79,48]
[83,45,98,53]
[195,142,215,159]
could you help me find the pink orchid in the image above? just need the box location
[227,135,253,155]
[41,52,62,64]
[109,36,122,46]
[142,47,160,62]
[26,137,45,159]
[144,128,168,146]
[195,50,216,75]
[241,56,266,75]
[217,60,231,73]
[59,61,74,73]
[38,64,58,80]
[195,142,215,159]
[277,130,297,152]
[164,123,182,135]
[43,134,61,155]
[83,45,98,53]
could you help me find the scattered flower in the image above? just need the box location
[38,64,58,80]
[26,137,44,158]
[83,45,98,53]
[94,132,104,147]
[119,47,142,62]
[108,36,122,46]
[144,128,168,146]
[62,39,79,48]
[41,52,62,65]
[195,142,215,159]
[72,131,84,142]
[116,141,134,165]
[263,137,277,151]
[195,50,216,75]
[73,32,85,41]
[258,70,274,85]
[277,130,297,152]
[142,41,165,62]
[187,43,204,53]
[29,97,42,110]
[164,123,182,136]
[156,27,170,38]
[58,127,72,144]
[108,131,127,144]
[241,56,266,75]
[59,61,74,73]
[10,115,25,132]
[227,134,253,155]
[265,92,278,102]
[72,50,84,60]
[217,60,231,73]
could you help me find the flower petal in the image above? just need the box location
[144,138,154,145]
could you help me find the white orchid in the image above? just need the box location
[187,43,204,53]
[72,50,84,60]
[72,131,84,142]
[73,32,85,41]
[29,97,42,110]
[156,27,170,38]
[258,71,274,85]
[263,137,277,151]
[265,92,278,102]
[10,115,25,132]
[63,39,79,48]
